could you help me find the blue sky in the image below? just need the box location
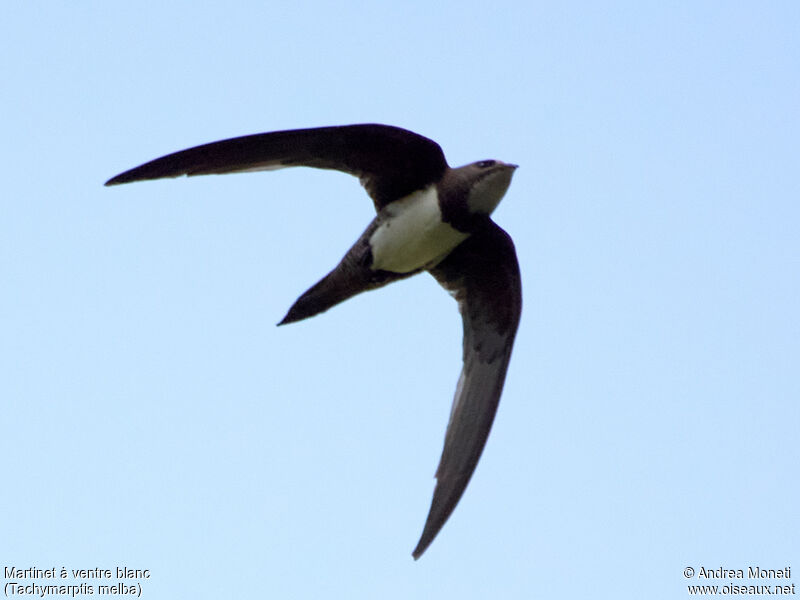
[2,2,798,598]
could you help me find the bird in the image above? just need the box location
[105,124,522,559]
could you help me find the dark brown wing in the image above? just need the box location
[413,220,522,559]
[105,124,448,210]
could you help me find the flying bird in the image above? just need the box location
[105,124,522,559]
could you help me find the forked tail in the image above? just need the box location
[278,249,412,325]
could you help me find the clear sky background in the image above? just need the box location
[2,2,798,598]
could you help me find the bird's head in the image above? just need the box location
[458,160,518,216]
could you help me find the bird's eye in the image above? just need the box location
[477,160,496,168]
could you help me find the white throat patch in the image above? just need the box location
[369,186,468,274]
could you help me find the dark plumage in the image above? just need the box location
[106,124,522,559]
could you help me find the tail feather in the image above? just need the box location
[279,269,366,325]
[278,252,413,326]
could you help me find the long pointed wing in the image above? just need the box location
[413,220,522,559]
[105,124,448,210]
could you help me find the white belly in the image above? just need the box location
[369,186,469,273]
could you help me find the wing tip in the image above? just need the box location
[411,533,432,560]
[104,170,149,186]
[411,488,459,560]
[104,169,183,186]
